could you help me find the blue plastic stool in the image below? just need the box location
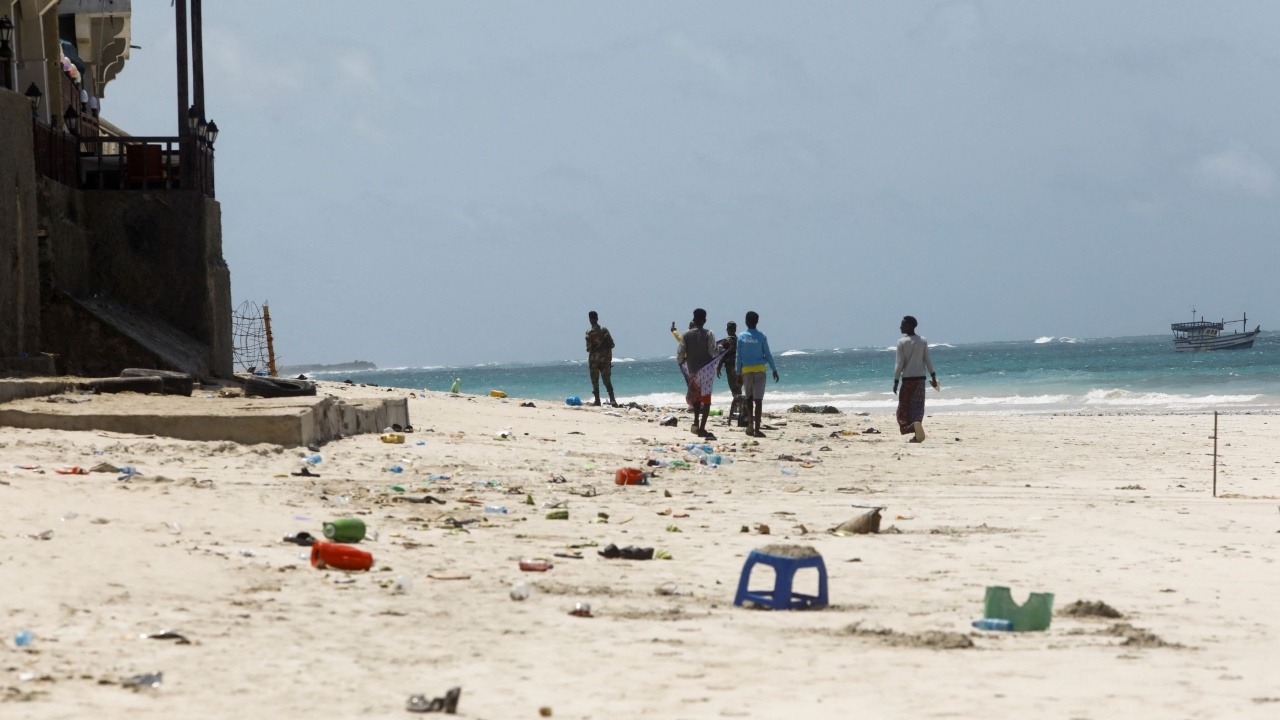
[733,547,829,610]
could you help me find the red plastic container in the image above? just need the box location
[311,541,373,571]
[615,467,645,485]
[519,559,552,572]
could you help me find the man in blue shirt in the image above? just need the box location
[735,311,780,437]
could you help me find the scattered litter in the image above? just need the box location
[140,630,191,645]
[546,510,569,520]
[310,541,373,571]
[54,466,88,475]
[1117,484,1145,490]
[510,582,531,600]
[14,629,33,647]
[406,687,461,714]
[569,602,593,618]
[24,530,54,541]
[122,672,164,689]
[519,559,553,572]
[381,433,406,444]
[426,573,470,581]
[597,544,654,560]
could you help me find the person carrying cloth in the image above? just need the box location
[677,308,724,437]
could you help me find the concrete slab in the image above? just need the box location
[0,377,78,404]
[0,392,408,447]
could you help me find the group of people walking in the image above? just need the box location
[585,310,939,442]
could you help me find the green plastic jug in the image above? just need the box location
[983,586,1054,632]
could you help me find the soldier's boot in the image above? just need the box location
[608,391,619,408]
[591,392,602,406]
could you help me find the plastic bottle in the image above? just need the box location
[427,473,451,481]
[304,454,322,465]
[385,465,404,474]
[14,630,33,647]
[450,378,461,393]
[310,541,373,571]
[519,559,551,571]
[484,505,508,514]
[971,618,1014,631]
[780,467,798,476]
[323,518,367,543]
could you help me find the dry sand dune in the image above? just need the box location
[2,384,1278,718]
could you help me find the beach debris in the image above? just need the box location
[54,466,88,475]
[565,396,583,406]
[540,707,553,717]
[754,523,771,535]
[1117,484,1145,490]
[615,467,648,485]
[14,629,33,647]
[659,415,678,426]
[380,432,405,444]
[310,541,373,571]
[510,581,531,600]
[569,602,592,618]
[323,518,366,543]
[655,549,672,560]
[862,428,881,434]
[597,544,654,560]
[489,390,507,398]
[393,495,447,505]
[665,524,682,533]
[983,586,1054,632]
[1059,600,1123,618]
[788,405,841,414]
[553,552,583,559]
[116,466,142,481]
[656,582,684,596]
[24,530,54,541]
[520,402,536,408]
[218,387,243,398]
[546,509,569,520]
[140,630,191,645]
[282,532,316,546]
[290,466,320,477]
[519,559,553,572]
[406,686,461,714]
[426,573,470,581]
[971,618,1014,631]
[122,672,164,690]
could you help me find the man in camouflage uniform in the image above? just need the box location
[585,311,618,407]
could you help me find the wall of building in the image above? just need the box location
[82,191,233,377]
[0,89,41,358]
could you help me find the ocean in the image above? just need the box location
[309,333,1280,415]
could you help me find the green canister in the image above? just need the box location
[323,518,366,543]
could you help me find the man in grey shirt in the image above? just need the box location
[677,308,718,437]
[893,315,940,442]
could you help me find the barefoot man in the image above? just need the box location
[893,315,939,442]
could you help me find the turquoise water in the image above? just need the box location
[313,333,1280,414]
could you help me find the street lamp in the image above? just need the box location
[186,105,199,134]
[63,106,78,135]
[0,16,13,92]
[206,120,218,146]
[25,82,42,116]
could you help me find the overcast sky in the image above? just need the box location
[104,1,1280,366]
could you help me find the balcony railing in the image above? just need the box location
[32,120,80,187]
[78,136,216,198]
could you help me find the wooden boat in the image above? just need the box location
[1171,310,1260,352]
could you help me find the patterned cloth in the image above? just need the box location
[897,377,927,434]
[681,346,729,409]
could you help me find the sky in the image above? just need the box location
[103,1,1280,367]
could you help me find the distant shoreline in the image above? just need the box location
[279,361,377,375]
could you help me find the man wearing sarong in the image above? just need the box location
[585,311,618,407]
[677,308,721,437]
[893,315,939,442]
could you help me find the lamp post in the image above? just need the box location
[25,82,42,118]
[0,15,13,91]
[186,105,199,135]
[206,120,218,146]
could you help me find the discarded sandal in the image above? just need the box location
[406,686,461,714]
[597,543,622,559]
[393,495,447,505]
[282,532,316,546]
[619,546,655,560]
[290,467,320,477]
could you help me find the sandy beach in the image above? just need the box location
[2,384,1278,718]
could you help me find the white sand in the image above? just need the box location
[2,384,1278,718]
